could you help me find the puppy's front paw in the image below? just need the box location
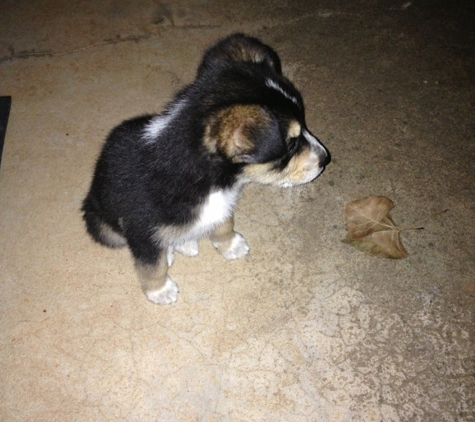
[145,277,179,305]
[175,240,199,257]
[214,233,250,260]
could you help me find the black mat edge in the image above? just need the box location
[0,96,12,168]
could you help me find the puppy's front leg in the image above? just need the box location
[211,217,250,260]
[130,241,179,305]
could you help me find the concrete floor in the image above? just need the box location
[1,0,474,421]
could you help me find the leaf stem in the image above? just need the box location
[399,209,448,232]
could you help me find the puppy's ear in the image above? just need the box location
[198,33,282,76]
[205,105,281,164]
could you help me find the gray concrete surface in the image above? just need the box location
[1,0,474,421]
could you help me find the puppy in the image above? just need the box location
[82,33,330,305]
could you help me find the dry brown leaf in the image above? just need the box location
[343,196,412,259]
[343,196,448,259]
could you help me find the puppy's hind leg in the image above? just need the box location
[211,217,250,260]
[128,235,179,305]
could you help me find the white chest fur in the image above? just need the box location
[199,189,237,225]
[190,188,240,237]
[154,187,242,246]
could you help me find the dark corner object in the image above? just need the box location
[0,96,12,168]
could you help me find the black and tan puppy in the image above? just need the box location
[82,34,330,305]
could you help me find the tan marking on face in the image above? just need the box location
[243,147,319,187]
[242,162,282,185]
[204,105,271,162]
[288,120,301,139]
[283,147,315,184]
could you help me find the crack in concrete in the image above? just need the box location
[0,25,221,64]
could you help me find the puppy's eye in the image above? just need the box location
[287,136,300,154]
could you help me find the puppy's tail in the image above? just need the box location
[81,196,127,248]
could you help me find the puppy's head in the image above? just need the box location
[200,34,329,187]
[204,100,330,188]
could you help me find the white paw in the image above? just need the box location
[167,247,175,267]
[175,240,199,257]
[215,233,250,260]
[145,278,179,305]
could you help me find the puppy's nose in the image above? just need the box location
[303,129,330,168]
[319,149,331,167]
